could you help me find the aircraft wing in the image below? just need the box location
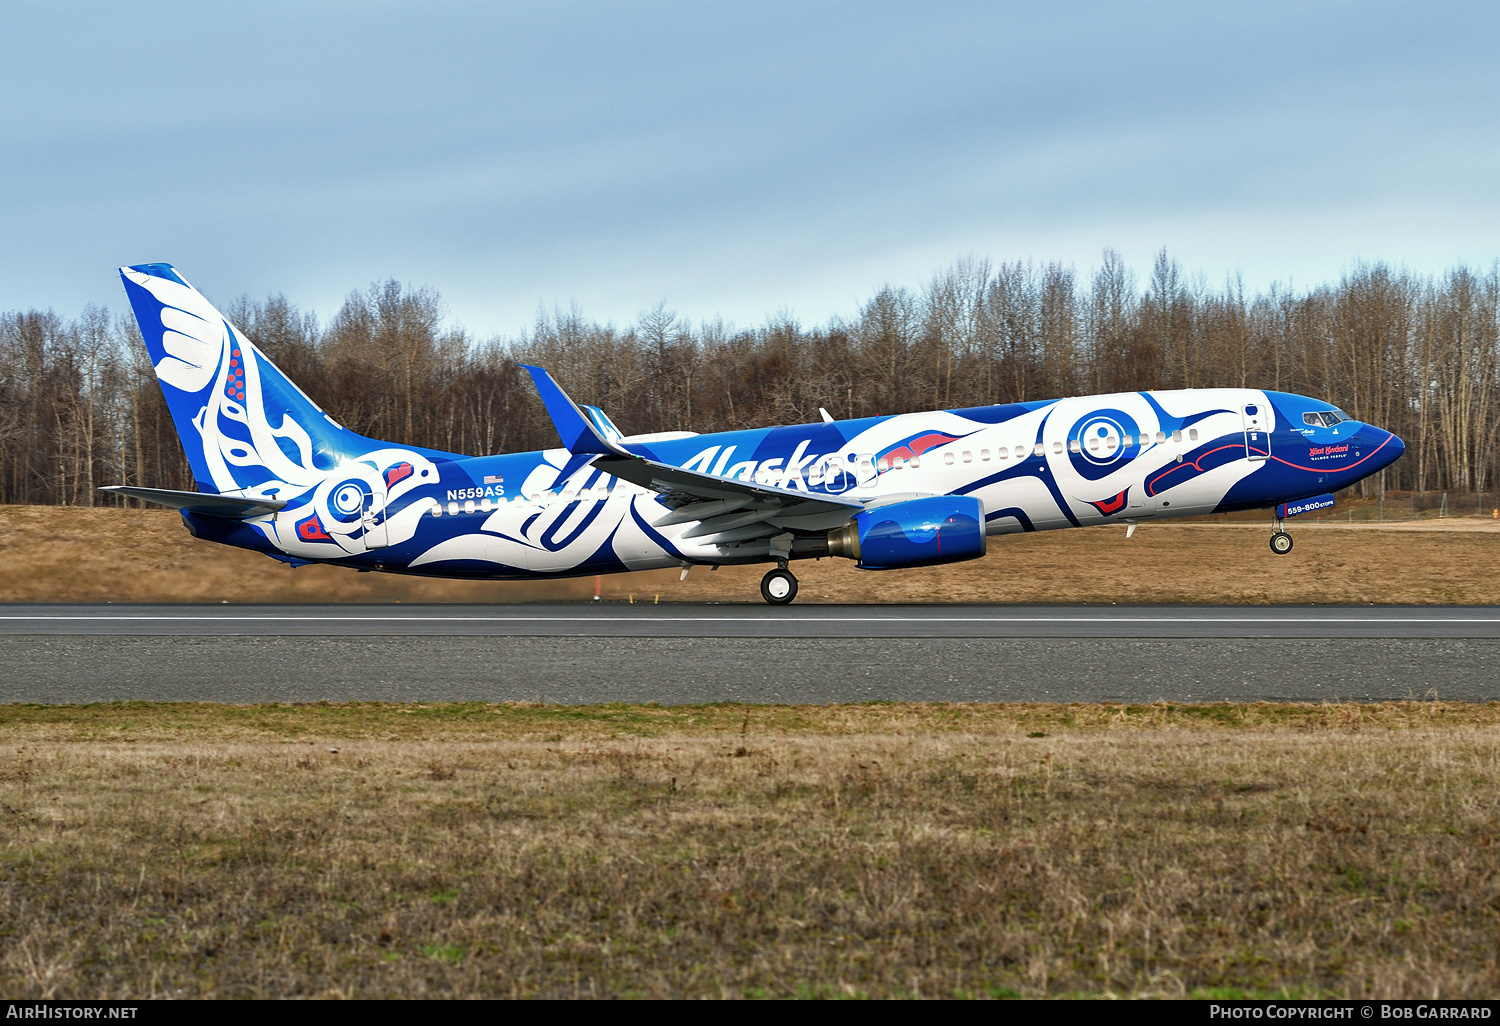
[100,485,287,519]
[521,364,862,522]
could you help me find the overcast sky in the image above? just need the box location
[3,1,1497,336]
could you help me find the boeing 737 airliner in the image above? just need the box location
[107,264,1405,603]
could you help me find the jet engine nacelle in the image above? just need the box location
[827,495,987,570]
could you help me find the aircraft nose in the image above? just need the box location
[1361,424,1404,467]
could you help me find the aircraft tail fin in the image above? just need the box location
[118,263,419,499]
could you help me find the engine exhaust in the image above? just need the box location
[826,523,860,560]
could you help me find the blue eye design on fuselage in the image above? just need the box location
[1068,409,1143,481]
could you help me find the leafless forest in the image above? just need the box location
[2,250,1496,506]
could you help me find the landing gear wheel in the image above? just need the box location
[760,567,798,605]
[1269,531,1294,555]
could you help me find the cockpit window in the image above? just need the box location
[1303,411,1348,427]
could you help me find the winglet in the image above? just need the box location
[521,365,630,456]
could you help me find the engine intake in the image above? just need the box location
[827,495,987,570]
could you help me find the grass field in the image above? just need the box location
[2,701,1498,998]
[5,503,1500,604]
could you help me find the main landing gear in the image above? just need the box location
[760,566,798,605]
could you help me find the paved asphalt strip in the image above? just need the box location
[3,603,1500,638]
[0,604,1496,705]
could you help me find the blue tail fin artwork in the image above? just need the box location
[108,264,1406,603]
[115,264,456,558]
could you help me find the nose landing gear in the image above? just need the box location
[1269,511,1294,555]
[760,566,798,604]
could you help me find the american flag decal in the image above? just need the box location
[484,475,504,485]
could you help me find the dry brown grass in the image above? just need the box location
[2,701,1499,998]
[7,504,1500,604]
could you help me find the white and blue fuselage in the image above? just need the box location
[111,264,1405,601]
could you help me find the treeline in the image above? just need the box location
[2,250,1497,506]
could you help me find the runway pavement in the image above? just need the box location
[6,603,1500,637]
[1,604,1496,704]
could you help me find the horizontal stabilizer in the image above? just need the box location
[100,486,286,519]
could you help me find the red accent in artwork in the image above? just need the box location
[1147,444,1242,496]
[384,462,414,488]
[1271,433,1392,473]
[1086,489,1129,515]
[880,432,965,464]
[296,514,332,542]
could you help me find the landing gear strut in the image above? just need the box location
[1269,513,1294,555]
[760,567,798,605]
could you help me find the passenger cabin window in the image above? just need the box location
[1033,443,1046,457]
[1052,441,1064,454]
[980,449,991,461]
[1156,431,1166,443]
[1069,439,1081,453]
[944,452,955,465]
[1087,437,1100,452]
[962,451,973,463]
[480,498,492,512]
[448,501,460,515]
[910,456,921,469]
[1171,430,1182,443]
[877,457,889,472]
[1188,428,1199,441]
[1016,445,1028,458]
